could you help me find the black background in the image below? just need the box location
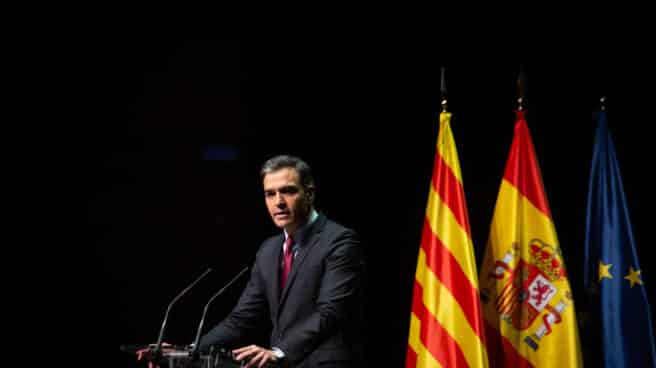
[41,38,655,366]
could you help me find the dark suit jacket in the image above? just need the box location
[199,214,365,367]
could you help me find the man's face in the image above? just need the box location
[263,167,313,235]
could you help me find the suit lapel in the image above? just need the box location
[277,215,326,316]
[270,234,284,308]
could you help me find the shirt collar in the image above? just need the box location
[283,209,318,245]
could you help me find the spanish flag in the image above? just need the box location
[406,111,489,368]
[478,110,582,367]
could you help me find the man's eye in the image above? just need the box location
[280,187,299,194]
[264,191,275,197]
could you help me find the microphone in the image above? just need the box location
[191,266,250,357]
[153,268,213,357]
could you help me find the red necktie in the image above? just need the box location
[280,235,294,290]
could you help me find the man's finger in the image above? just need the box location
[257,352,271,368]
[233,344,256,354]
[246,351,265,368]
[234,345,260,360]
[252,350,266,364]
[235,348,255,361]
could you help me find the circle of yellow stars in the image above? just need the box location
[598,260,643,287]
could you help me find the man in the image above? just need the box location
[199,155,365,367]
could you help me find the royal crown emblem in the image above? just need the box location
[529,239,566,281]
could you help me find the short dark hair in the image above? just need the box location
[260,155,315,190]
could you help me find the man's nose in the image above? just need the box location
[275,193,287,207]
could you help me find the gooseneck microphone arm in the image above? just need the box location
[154,268,213,356]
[191,266,250,357]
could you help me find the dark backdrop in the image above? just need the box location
[66,39,655,367]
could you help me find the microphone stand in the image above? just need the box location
[152,268,213,362]
[190,266,250,360]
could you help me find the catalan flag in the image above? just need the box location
[406,111,489,368]
[478,110,582,367]
[583,110,656,367]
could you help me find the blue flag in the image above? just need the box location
[583,110,656,367]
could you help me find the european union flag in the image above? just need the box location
[583,110,656,367]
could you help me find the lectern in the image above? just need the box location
[121,345,275,367]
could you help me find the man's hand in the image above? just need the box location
[232,345,278,368]
[135,343,175,368]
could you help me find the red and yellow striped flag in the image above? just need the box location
[478,111,582,367]
[406,112,489,368]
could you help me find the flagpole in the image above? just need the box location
[516,65,526,111]
[440,66,448,113]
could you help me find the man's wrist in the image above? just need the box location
[271,347,286,361]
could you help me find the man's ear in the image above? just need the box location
[306,186,315,204]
